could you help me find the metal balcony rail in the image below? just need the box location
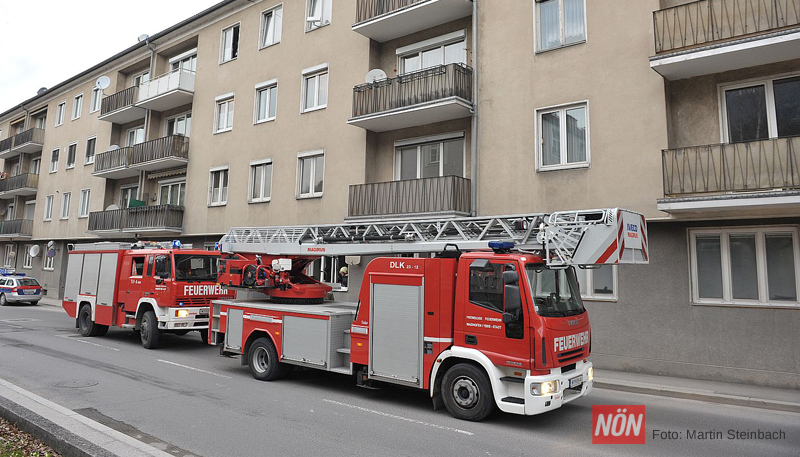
[654,0,800,54]
[131,135,189,164]
[0,137,12,153]
[0,219,33,236]
[11,128,45,148]
[100,86,139,116]
[355,0,426,23]
[352,63,473,118]
[662,135,800,196]
[93,147,133,174]
[0,174,38,193]
[348,175,471,218]
[88,205,184,231]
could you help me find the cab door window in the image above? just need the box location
[154,255,171,279]
[468,261,524,339]
[131,257,145,276]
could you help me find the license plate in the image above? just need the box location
[199,308,209,314]
[23,289,37,295]
[569,375,583,388]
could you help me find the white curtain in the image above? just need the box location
[539,0,560,50]
[564,0,585,44]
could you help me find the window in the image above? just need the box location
[23,245,33,269]
[221,24,240,63]
[469,262,506,312]
[85,137,96,164]
[261,5,283,48]
[255,81,278,123]
[297,152,324,198]
[722,75,800,143]
[4,246,13,267]
[536,0,586,52]
[11,162,19,177]
[398,31,467,74]
[160,180,185,206]
[170,51,197,73]
[72,94,83,120]
[66,143,77,169]
[209,168,229,206]
[215,96,235,133]
[44,253,54,271]
[24,202,34,221]
[166,113,192,137]
[249,160,273,203]
[306,0,332,32]
[90,87,102,113]
[30,158,41,175]
[307,256,348,291]
[55,102,66,126]
[133,71,150,86]
[5,203,14,221]
[574,265,617,300]
[60,192,71,219]
[396,136,464,180]
[33,112,47,129]
[302,68,328,112]
[537,102,589,170]
[690,228,800,307]
[79,189,91,218]
[120,186,139,208]
[131,257,145,276]
[126,126,145,146]
[44,195,54,221]
[50,149,59,173]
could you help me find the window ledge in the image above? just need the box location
[43,219,52,222]
[248,198,271,204]
[692,301,800,310]
[66,166,75,170]
[214,128,233,135]
[220,57,239,66]
[208,202,228,207]
[22,267,32,270]
[89,109,99,114]
[254,118,276,125]
[582,296,618,303]
[259,41,281,51]
[43,268,54,271]
[537,162,590,172]
[535,40,586,55]
[297,194,323,200]
[302,105,327,114]
[49,171,58,174]
[85,161,94,166]
[78,216,88,219]
[305,22,331,34]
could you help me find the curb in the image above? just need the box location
[595,381,800,414]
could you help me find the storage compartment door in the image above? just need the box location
[225,308,244,352]
[79,253,101,297]
[370,283,423,386]
[282,316,329,367]
[63,254,84,303]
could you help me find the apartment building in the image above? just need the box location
[0,0,797,387]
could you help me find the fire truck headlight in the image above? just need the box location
[587,367,594,381]
[176,309,189,318]
[531,381,558,396]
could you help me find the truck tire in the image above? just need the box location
[248,337,282,381]
[140,310,160,349]
[199,329,209,344]
[441,363,495,421]
[78,304,101,337]
[96,325,109,336]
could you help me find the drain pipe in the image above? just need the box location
[138,37,157,202]
[470,0,478,216]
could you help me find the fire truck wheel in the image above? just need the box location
[78,304,101,337]
[441,364,495,422]
[96,325,109,337]
[199,329,209,344]
[248,337,282,381]
[140,311,160,349]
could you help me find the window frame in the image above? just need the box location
[393,132,466,180]
[44,253,55,271]
[126,125,145,146]
[718,72,800,143]
[30,158,41,175]
[55,101,66,126]
[85,136,97,165]
[72,93,83,120]
[60,192,71,220]
[535,100,591,171]
[66,142,77,169]
[208,166,229,207]
[396,30,467,75]
[50,148,59,173]
[534,0,588,53]
[168,49,198,73]
[220,23,241,64]
[214,94,235,133]
[305,0,332,32]
[4,246,13,267]
[574,265,618,301]
[120,185,139,208]
[23,245,33,269]
[301,64,329,113]
[165,111,192,137]
[297,150,324,199]
[44,195,54,221]
[90,87,102,113]
[260,4,283,49]
[689,227,800,309]
[254,79,278,124]
[158,178,186,207]
[249,158,274,203]
[78,189,91,218]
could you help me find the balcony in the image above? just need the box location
[137,69,195,112]
[347,175,471,220]
[99,86,146,124]
[353,0,473,42]
[0,137,12,154]
[0,174,38,199]
[93,136,189,179]
[88,205,184,236]
[0,220,33,240]
[0,128,45,160]
[348,63,473,132]
[651,0,800,80]
[659,135,800,213]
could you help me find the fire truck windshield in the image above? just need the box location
[174,254,218,282]
[525,265,585,318]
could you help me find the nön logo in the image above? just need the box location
[592,405,645,444]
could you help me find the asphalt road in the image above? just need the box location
[1,303,798,457]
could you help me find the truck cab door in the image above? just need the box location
[123,255,147,312]
[151,254,172,304]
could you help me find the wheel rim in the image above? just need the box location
[0,295,6,305]
[80,309,89,331]
[452,376,480,409]
[252,347,269,373]
[141,318,150,342]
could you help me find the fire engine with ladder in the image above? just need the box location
[211,208,648,421]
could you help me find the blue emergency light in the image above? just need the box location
[488,241,515,252]
[172,240,182,249]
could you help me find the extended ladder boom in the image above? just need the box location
[219,208,648,266]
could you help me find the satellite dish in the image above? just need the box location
[28,245,41,258]
[96,76,111,90]
[138,34,150,43]
[0,207,6,216]
[365,69,388,83]
[47,240,55,249]
[37,87,48,95]
[105,204,120,211]
[108,145,120,151]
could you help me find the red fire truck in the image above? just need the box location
[211,209,648,421]
[62,241,233,349]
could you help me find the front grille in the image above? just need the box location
[560,363,577,374]
[557,348,585,364]
[174,296,212,306]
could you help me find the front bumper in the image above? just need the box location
[156,306,209,330]
[5,291,42,303]
[524,360,593,415]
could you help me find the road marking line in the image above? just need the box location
[55,334,120,351]
[322,399,474,436]
[157,359,232,379]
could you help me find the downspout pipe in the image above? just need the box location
[470,0,478,216]
[138,37,157,201]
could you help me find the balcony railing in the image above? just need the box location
[348,175,471,218]
[352,63,473,118]
[0,174,38,194]
[101,86,139,116]
[93,147,134,174]
[94,136,189,177]
[0,137,12,153]
[355,0,426,23]
[662,136,800,196]
[131,135,189,165]
[137,69,196,111]
[0,219,33,237]
[88,205,184,232]
[12,128,45,148]
[654,0,800,54]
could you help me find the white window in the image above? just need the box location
[255,81,278,123]
[33,112,47,129]
[61,192,71,219]
[85,137,96,164]
[574,265,617,300]
[215,96,235,133]
[170,51,197,73]
[5,203,14,221]
[302,67,328,112]
[72,94,83,120]
[90,87,102,113]
[536,0,586,52]
[209,168,229,206]
[398,31,467,74]
[50,148,59,173]
[55,102,66,126]
[133,71,150,86]
[221,24,240,63]
[24,201,35,220]
[126,126,145,146]
[79,189,91,218]
[297,151,324,198]
[11,162,19,177]
[261,5,283,48]
[307,256,348,291]
[249,159,273,203]
[4,246,13,267]
[44,195,54,221]
[306,0,332,32]
[537,102,589,170]
[166,113,192,137]
[44,253,55,271]
[721,75,800,143]
[120,186,139,208]
[690,228,800,307]
[66,143,77,169]
[23,245,33,269]
[30,158,41,175]
[159,180,185,206]
[395,135,464,180]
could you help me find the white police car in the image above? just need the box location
[0,273,43,305]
